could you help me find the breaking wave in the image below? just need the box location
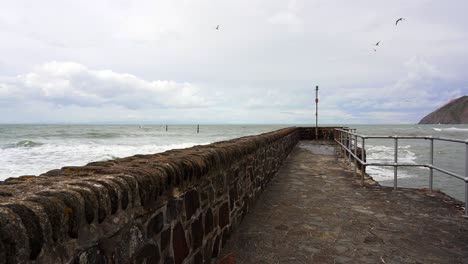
[365,144,418,181]
[2,140,45,149]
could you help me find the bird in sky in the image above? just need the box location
[375,41,380,46]
[216,25,219,30]
[373,48,377,52]
[396,18,405,26]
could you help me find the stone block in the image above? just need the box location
[191,215,203,250]
[166,198,183,224]
[204,208,213,235]
[160,228,171,251]
[218,203,230,228]
[184,189,200,219]
[172,222,189,264]
[133,244,160,264]
[147,211,164,238]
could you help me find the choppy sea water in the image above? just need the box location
[0,124,288,181]
[353,124,468,201]
[0,124,467,201]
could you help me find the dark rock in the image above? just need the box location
[147,212,164,238]
[229,184,238,209]
[0,207,30,263]
[193,252,203,264]
[0,192,12,197]
[68,186,97,224]
[218,202,230,228]
[25,195,66,242]
[69,182,109,224]
[191,215,203,250]
[75,246,107,264]
[160,228,170,251]
[172,222,189,264]
[36,190,84,238]
[204,208,213,235]
[166,198,183,224]
[133,244,160,264]
[42,169,62,176]
[1,204,44,260]
[184,189,200,219]
[221,228,231,248]
[87,180,119,214]
[212,236,220,258]
[164,255,175,264]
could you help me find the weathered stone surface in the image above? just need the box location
[219,141,468,263]
[147,212,164,238]
[191,215,203,250]
[229,184,238,210]
[172,222,189,264]
[193,251,203,264]
[204,208,213,235]
[73,246,107,264]
[133,244,160,264]
[212,236,220,258]
[0,127,308,263]
[184,189,200,219]
[1,204,44,260]
[160,228,170,251]
[218,203,230,228]
[164,255,175,264]
[0,207,30,263]
[166,198,183,224]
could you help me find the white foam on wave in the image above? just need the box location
[0,142,209,181]
[433,127,468,132]
[365,144,418,181]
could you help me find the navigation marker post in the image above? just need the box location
[315,85,319,139]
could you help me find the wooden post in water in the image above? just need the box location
[315,85,319,139]
[165,125,168,131]
[197,124,199,133]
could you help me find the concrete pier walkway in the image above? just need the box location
[218,141,468,264]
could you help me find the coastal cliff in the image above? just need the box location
[418,96,468,124]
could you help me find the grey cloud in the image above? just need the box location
[0,0,467,123]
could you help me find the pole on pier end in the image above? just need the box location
[197,124,199,134]
[315,85,319,140]
[166,125,168,131]
[464,141,468,217]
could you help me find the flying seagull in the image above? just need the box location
[373,48,377,52]
[395,18,405,26]
[216,25,219,30]
[374,41,380,46]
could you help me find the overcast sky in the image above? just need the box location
[0,0,467,124]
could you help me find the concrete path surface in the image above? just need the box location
[218,141,468,264]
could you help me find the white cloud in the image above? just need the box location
[0,0,467,124]
[6,61,207,109]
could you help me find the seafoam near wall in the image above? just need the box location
[0,127,338,264]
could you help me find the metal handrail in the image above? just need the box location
[334,128,468,217]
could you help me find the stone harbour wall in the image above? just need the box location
[0,127,347,264]
[300,127,336,140]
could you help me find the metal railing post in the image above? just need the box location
[348,131,351,163]
[354,134,358,177]
[429,138,434,192]
[465,142,468,217]
[339,130,343,158]
[394,137,398,190]
[361,137,366,185]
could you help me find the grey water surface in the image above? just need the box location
[0,124,467,201]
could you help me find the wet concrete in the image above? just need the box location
[218,141,468,264]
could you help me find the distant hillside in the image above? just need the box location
[418,96,468,124]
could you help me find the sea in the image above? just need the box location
[0,124,467,201]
